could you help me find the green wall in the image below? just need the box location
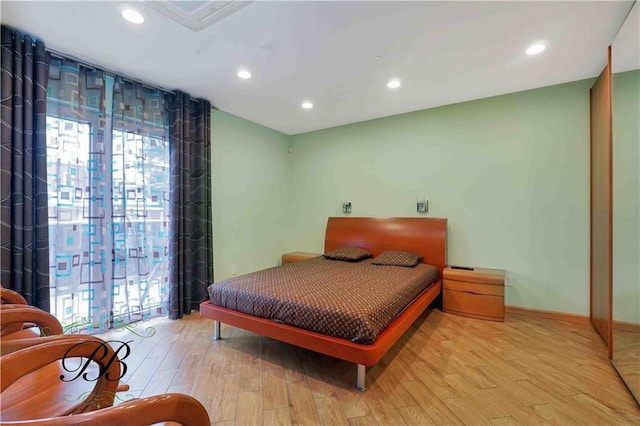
[613,69,640,323]
[288,79,593,315]
[211,110,291,280]
[212,78,596,315]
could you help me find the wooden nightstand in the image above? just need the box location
[282,252,322,264]
[442,266,505,322]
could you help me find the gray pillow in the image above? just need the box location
[372,250,422,267]
[324,247,372,262]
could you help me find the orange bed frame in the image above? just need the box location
[199,217,447,390]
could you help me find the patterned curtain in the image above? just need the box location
[0,26,51,310]
[110,78,170,324]
[46,57,170,331]
[166,92,213,319]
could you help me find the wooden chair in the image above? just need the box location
[0,393,211,426]
[0,287,28,305]
[0,305,64,340]
[0,287,47,338]
[1,335,125,421]
[0,304,130,393]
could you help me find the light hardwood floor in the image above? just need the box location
[612,328,640,405]
[99,309,640,425]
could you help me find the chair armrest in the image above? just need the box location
[1,334,88,356]
[1,334,131,390]
[0,288,28,305]
[1,335,122,413]
[0,306,63,337]
[0,393,211,425]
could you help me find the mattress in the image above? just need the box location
[207,257,438,344]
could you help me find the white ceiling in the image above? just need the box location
[613,1,640,73]
[1,1,635,135]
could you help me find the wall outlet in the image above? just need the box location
[231,264,238,276]
[505,272,513,287]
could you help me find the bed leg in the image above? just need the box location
[356,364,367,392]
[213,320,221,340]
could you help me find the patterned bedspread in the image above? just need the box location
[207,257,438,344]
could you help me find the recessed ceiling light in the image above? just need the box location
[302,101,313,109]
[122,9,144,24]
[526,44,546,55]
[237,69,252,79]
[387,79,401,89]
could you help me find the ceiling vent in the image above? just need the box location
[141,1,252,32]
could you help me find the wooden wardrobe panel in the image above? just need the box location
[590,46,613,359]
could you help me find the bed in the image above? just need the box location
[199,217,447,390]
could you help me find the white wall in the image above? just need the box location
[211,110,291,280]
[287,79,594,315]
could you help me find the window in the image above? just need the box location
[45,60,171,332]
[110,129,170,324]
[46,109,170,332]
[46,116,93,326]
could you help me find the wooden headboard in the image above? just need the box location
[324,217,447,276]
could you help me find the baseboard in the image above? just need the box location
[506,305,640,331]
[505,305,590,324]
[612,320,640,333]
[507,307,611,361]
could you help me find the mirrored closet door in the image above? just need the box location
[611,0,640,405]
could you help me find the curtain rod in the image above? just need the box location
[46,47,216,108]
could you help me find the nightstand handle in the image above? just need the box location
[460,290,483,296]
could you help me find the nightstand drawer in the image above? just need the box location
[444,267,504,285]
[443,289,504,320]
[443,279,504,297]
